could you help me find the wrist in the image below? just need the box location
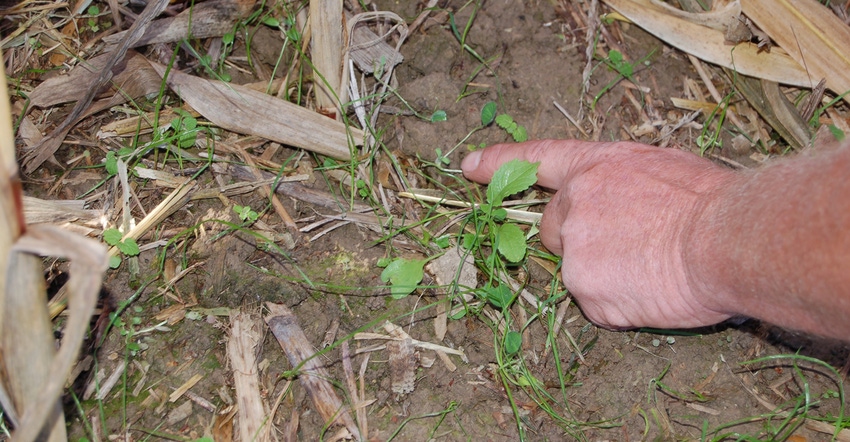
[680,170,745,319]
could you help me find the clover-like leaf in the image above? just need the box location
[495,114,513,129]
[380,258,427,299]
[504,330,522,355]
[486,159,539,206]
[103,228,123,246]
[117,237,140,257]
[512,125,528,142]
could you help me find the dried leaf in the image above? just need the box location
[22,0,170,173]
[148,62,363,160]
[265,303,360,438]
[103,0,253,48]
[602,0,812,86]
[741,0,850,104]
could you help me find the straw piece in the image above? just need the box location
[310,0,346,116]
[265,302,359,439]
[228,310,267,442]
[149,61,362,160]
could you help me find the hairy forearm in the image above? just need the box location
[685,143,850,339]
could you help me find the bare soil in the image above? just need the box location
[8,0,849,441]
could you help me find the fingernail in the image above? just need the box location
[461,150,482,172]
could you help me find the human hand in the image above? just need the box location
[462,140,737,330]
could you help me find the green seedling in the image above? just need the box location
[591,48,655,111]
[435,102,527,168]
[377,257,428,299]
[494,114,528,142]
[103,228,141,269]
[467,158,538,267]
[233,204,259,223]
[85,5,103,33]
[168,110,201,149]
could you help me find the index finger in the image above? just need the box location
[461,139,621,190]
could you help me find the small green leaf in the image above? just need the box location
[504,330,522,355]
[495,114,513,129]
[430,110,447,122]
[434,235,452,249]
[222,33,235,45]
[117,238,140,256]
[460,233,478,250]
[103,228,123,246]
[285,27,300,42]
[182,117,197,130]
[105,151,118,175]
[609,50,623,65]
[486,159,539,206]
[380,258,426,299]
[483,284,513,309]
[512,125,528,142]
[262,16,281,27]
[497,223,526,263]
[492,208,508,222]
[448,307,467,320]
[376,257,392,267]
[481,101,497,126]
[108,255,122,269]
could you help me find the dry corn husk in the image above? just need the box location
[602,0,811,86]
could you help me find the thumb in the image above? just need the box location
[461,140,617,190]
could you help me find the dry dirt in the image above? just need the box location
[8,0,850,441]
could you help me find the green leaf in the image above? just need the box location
[481,101,497,126]
[512,125,528,142]
[108,255,122,269]
[448,307,467,320]
[460,233,478,250]
[492,208,508,222]
[504,330,522,355]
[434,235,452,249]
[609,49,623,65]
[430,110,447,122]
[117,238,140,256]
[380,258,426,299]
[262,16,281,27]
[222,33,234,45]
[483,284,513,309]
[103,228,122,246]
[494,114,513,129]
[497,223,526,263]
[105,151,118,175]
[486,159,539,206]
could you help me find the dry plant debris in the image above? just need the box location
[2,0,850,439]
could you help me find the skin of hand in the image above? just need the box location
[461,140,737,330]
[462,139,850,340]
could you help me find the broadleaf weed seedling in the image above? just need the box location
[103,228,141,269]
[434,101,528,169]
[591,48,655,111]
